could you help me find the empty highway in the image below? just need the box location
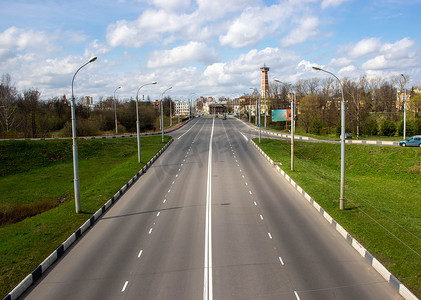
[22,117,401,300]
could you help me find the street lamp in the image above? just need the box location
[189,92,197,119]
[136,82,157,163]
[249,88,254,123]
[312,66,346,210]
[71,56,97,213]
[274,79,295,171]
[161,87,172,143]
[114,86,121,135]
[401,74,407,140]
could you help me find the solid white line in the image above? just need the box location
[178,121,196,139]
[122,281,128,292]
[204,118,214,300]
[240,132,249,141]
[138,250,143,258]
[294,291,300,300]
[278,256,284,266]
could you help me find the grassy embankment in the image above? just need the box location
[0,136,171,298]
[255,138,420,297]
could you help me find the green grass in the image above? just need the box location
[255,138,421,297]
[0,136,171,298]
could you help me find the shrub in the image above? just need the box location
[361,118,378,136]
[380,119,397,136]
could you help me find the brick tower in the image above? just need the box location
[260,65,270,99]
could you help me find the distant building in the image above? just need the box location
[174,100,190,116]
[260,65,270,99]
[82,96,93,106]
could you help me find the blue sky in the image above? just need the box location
[1,0,420,101]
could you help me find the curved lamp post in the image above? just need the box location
[114,86,121,135]
[312,66,346,210]
[189,92,197,119]
[136,82,157,163]
[161,87,172,142]
[71,56,97,213]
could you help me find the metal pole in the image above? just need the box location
[170,99,172,127]
[136,82,157,163]
[161,87,172,143]
[401,74,407,140]
[312,67,345,210]
[291,93,295,171]
[71,56,97,213]
[114,86,121,135]
[258,94,261,144]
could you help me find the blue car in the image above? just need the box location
[399,135,421,147]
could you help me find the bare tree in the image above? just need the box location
[0,74,18,133]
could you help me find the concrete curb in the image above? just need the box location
[2,139,174,300]
[250,139,418,300]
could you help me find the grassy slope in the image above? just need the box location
[256,139,420,297]
[0,136,171,298]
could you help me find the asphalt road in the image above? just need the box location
[22,117,401,300]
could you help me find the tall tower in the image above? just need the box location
[260,65,270,99]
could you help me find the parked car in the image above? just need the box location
[399,135,421,147]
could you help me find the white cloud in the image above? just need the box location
[0,27,55,53]
[219,8,266,48]
[147,41,217,68]
[349,38,381,58]
[197,0,255,18]
[321,0,350,9]
[204,47,300,87]
[362,38,418,70]
[152,0,191,12]
[328,57,352,68]
[281,16,320,47]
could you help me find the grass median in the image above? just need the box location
[255,138,421,297]
[0,136,171,298]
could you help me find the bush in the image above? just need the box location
[398,121,414,137]
[380,119,397,136]
[414,119,421,135]
[310,118,323,135]
[63,120,101,136]
[361,118,378,136]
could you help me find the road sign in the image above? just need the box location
[258,124,262,128]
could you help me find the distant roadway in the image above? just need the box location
[22,116,401,299]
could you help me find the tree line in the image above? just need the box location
[0,74,176,138]
[2,73,421,139]
[263,76,421,138]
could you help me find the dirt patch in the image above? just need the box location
[0,198,66,226]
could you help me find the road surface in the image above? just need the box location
[22,117,401,299]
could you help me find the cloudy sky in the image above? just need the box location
[1,0,420,101]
